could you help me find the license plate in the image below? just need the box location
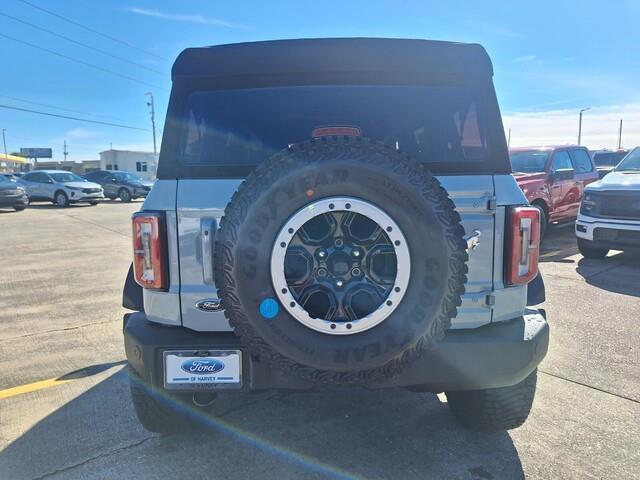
[163,350,242,390]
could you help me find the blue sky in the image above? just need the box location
[1,0,639,161]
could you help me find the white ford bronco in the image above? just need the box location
[123,38,548,433]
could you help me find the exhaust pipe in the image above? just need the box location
[192,391,217,408]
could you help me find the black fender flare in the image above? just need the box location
[526,273,545,306]
[123,263,144,312]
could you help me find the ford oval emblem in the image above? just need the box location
[196,298,222,312]
[181,358,225,375]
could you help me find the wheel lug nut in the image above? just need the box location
[334,238,344,248]
[352,267,361,277]
[318,250,327,258]
[317,268,327,277]
[352,249,361,258]
[336,280,344,288]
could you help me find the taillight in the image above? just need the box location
[506,206,540,285]
[132,211,168,290]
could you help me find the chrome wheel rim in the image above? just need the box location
[271,197,410,335]
[56,194,66,206]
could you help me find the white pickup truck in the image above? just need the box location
[576,147,640,258]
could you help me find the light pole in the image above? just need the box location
[1,129,7,161]
[617,119,623,150]
[577,107,590,145]
[145,92,157,157]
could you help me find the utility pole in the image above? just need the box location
[63,140,68,162]
[578,107,590,146]
[617,119,623,150]
[507,128,511,148]
[2,129,7,161]
[145,92,157,156]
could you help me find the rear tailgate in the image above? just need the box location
[177,176,496,331]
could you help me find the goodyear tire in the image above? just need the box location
[214,137,467,384]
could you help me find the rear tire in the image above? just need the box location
[129,368,190,434]
[14,205,26,211]
[577,238,609,259]
[446,369,537,431]
[89,201,99,206]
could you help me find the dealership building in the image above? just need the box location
[98,149,157,180]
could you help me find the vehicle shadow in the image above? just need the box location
[576,252,640,297]
[100,199,144,205]
[26,203,93,210]
[0,368,525,479]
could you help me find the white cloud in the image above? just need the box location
[128,7,240,28]
[63,128,99,141]
[513,55,537,63]
[503,104,640,150]
[477,23,526,39]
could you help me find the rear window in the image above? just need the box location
[593,151,626,167]
[509,150,549,173]
[180,85,499,170]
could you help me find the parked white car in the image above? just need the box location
[19,170,104,207]
[576,147,640,258]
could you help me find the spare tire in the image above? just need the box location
[215,137,467,384]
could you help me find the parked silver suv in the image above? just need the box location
[19,170,103,207]
[123,38,549,433]
[84,170,153,202]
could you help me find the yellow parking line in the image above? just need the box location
[0,361,127,401]
[0,377,73,400]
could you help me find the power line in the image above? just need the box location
[0,104,150,131]
[0,94,123,121]
[0,32,166,90]
[0,11,163,75]
[16,0,166,60]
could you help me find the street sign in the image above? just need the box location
[20,147,52,158]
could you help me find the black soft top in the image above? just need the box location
[172,38,493,84]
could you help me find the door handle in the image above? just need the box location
[200,218,217,284]
[464,230,482,252]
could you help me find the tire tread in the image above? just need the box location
[214,137,468,385]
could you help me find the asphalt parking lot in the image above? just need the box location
[0,201,638,480]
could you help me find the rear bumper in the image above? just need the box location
[124,310,549,393]
[576,213,640,250]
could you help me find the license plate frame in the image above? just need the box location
[163,350,242,390]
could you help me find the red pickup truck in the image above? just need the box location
[509,146,599,236]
